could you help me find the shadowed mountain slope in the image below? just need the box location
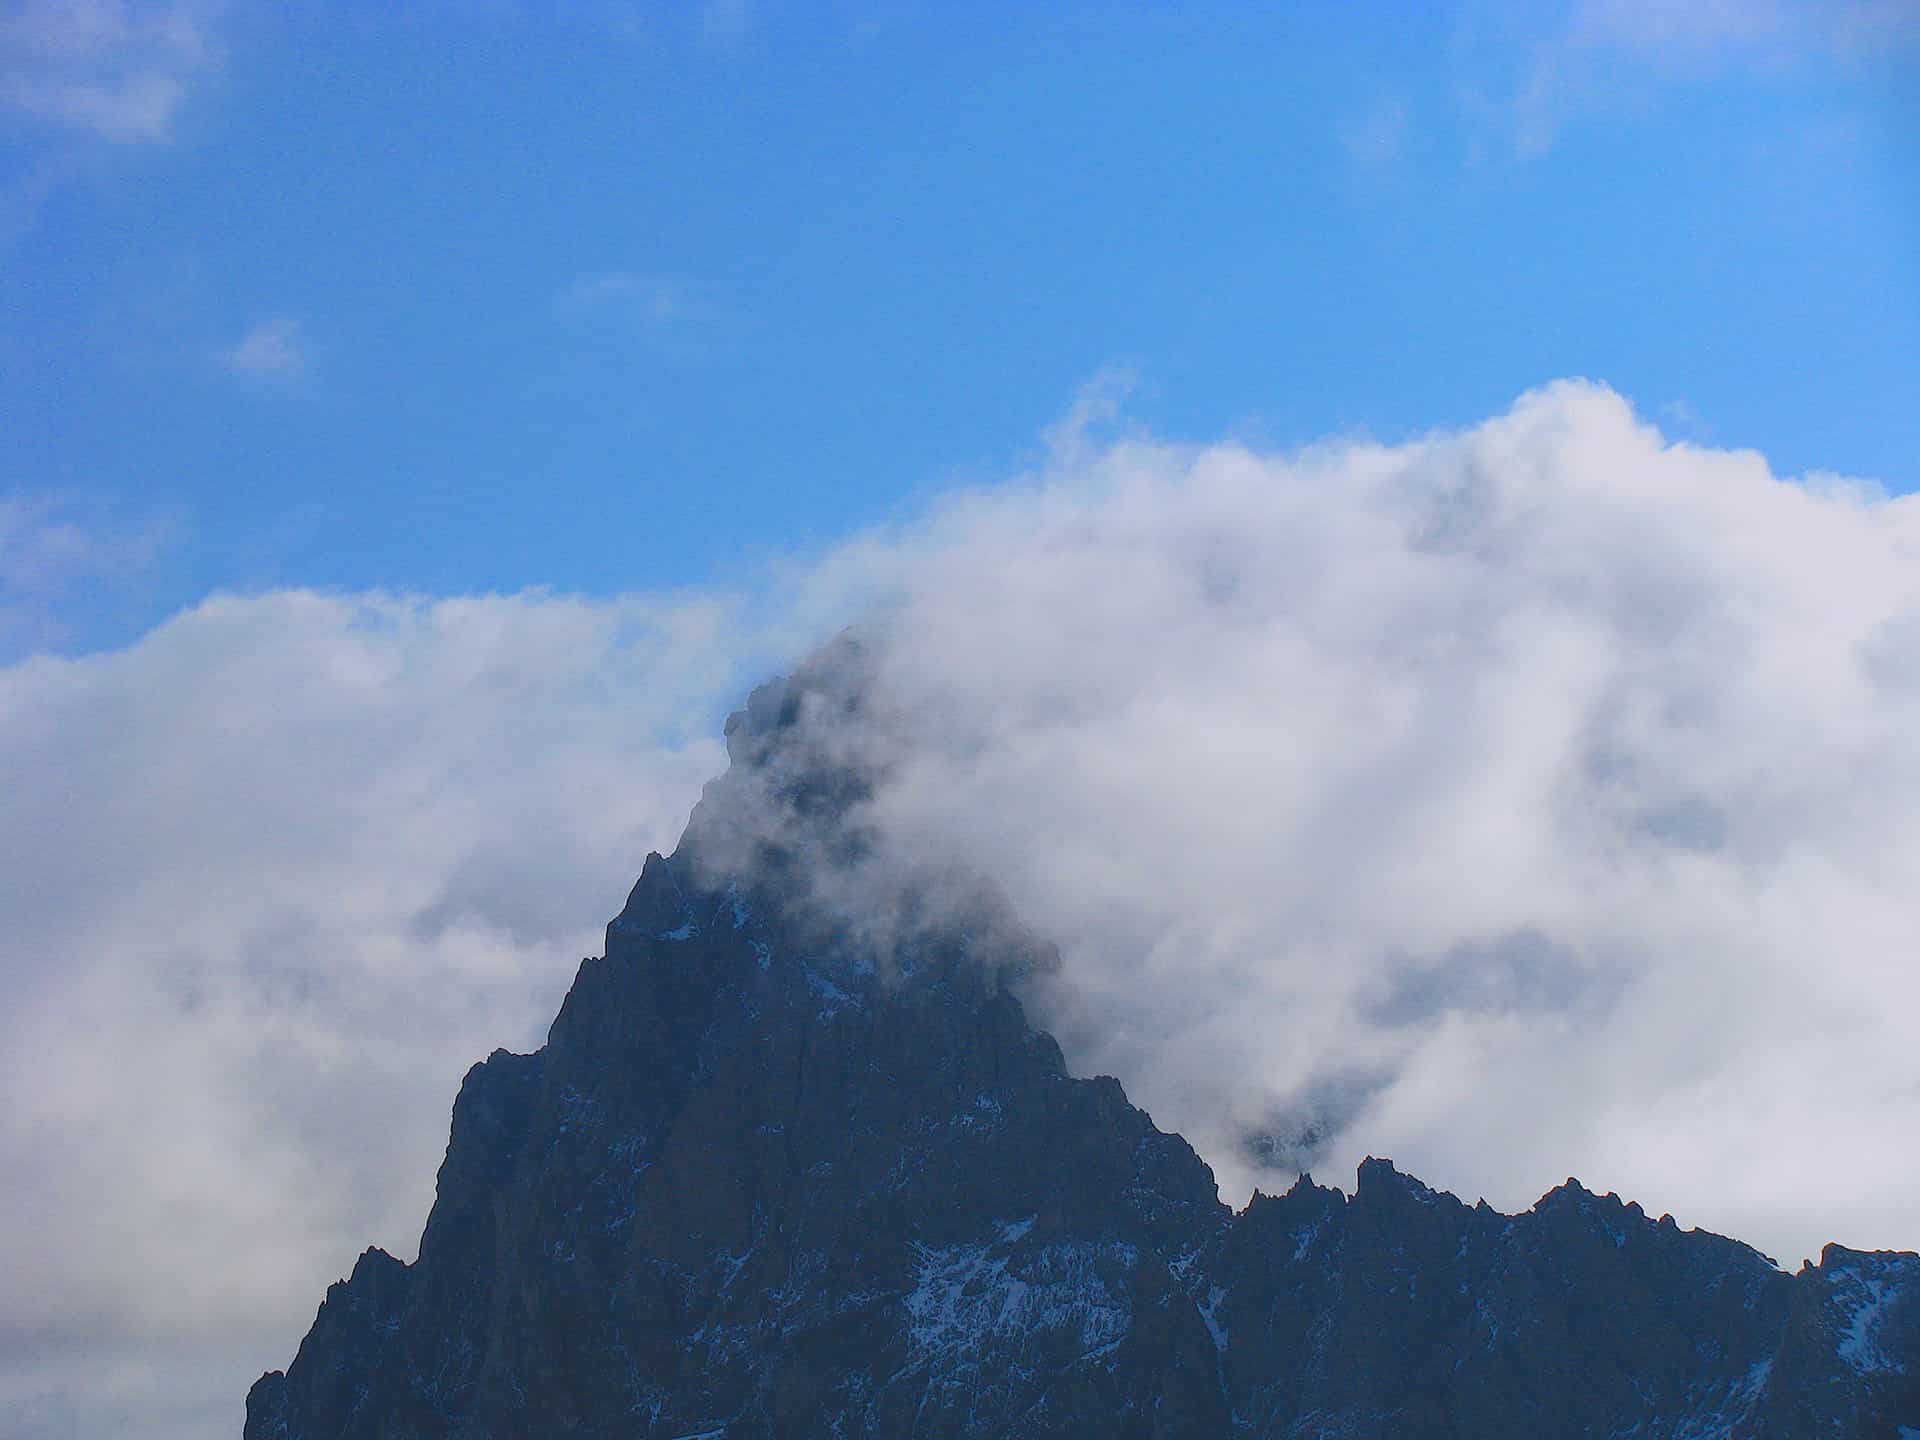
[247,659,1920,1439]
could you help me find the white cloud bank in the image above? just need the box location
[5,381,1920,1435]
[0,588,805,1438]
[838,380,1920,1267]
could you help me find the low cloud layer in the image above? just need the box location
[830,382,1920,1271]
[5,382,1920,1434]
[0,588,806,1437]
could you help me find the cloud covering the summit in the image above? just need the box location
[832,380,1920,1265]
[0,589,793,1436]
[4,381,1920,1433]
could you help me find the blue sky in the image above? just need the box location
[5,1,1916,660]
[6,7,1920,1438]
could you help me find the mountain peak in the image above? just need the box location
[245,665,1920,1439]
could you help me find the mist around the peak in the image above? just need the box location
[4,380,1919,1436]
[745,379,1920,1273]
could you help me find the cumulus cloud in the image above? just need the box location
[7,382,1920,1433]
[219,315,306,379]
[811,381,1920,1277]
[0,587,820,1438]
[0,0,219,144]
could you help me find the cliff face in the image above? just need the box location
[246,665,1920,1439]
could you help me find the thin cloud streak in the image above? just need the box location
[0,488,169,656]
[219,315,306,378]
[557,270,689,322]
[1470,0,1920,158]
[0,0,220,143]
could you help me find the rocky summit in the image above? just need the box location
[247,659,1920,1438]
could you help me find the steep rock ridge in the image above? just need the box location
[248,856,1228,1438]
[1197,1166,1920,1436]
[247,657,1920,1438]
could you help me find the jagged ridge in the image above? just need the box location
[246,661,1920,1438]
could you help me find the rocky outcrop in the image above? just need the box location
[247,660,1920,1438]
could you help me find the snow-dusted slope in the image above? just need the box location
[246,659,1919,1439]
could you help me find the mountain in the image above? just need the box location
[245,655,1920,1438]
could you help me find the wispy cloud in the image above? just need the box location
[219,315,305,379]
[1341,94,1410,169]
[1478,0,1920,158]
[0,488,167,654]
[0,0,220,144]
[0,491,94,592]
[554,270,726,360]
[1656,396,1711,441]
[558,269,688,325]
[1507,0,1784,157]
[699,0,753,49]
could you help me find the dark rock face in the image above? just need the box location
[247,663,1920,1438]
